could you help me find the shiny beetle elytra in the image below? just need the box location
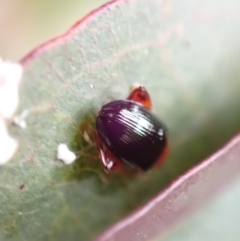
[95,86,168,172]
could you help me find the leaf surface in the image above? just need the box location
[1,0,240,240]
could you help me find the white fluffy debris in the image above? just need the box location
[0,58,23,165]
[13,109,29,129]
[0,59,23,118]
[0,119,18,165]
[57,143,76,165]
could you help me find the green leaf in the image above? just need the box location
[1,0,240,240]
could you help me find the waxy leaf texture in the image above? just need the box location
[1,0,240,240]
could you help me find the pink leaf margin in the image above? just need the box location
[20,0,120,66]
[95,134,240,241]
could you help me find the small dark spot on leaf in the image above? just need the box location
[19,184,25,190]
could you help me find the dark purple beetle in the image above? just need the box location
[95,86,168,172]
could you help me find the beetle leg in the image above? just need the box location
[127,85,152,110]
[95,133,123,172]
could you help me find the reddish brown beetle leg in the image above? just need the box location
[127,86,152,110]
[94,133,123,172]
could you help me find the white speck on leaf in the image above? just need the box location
[130,82,141,92]
[57,143,76,165]
[0,118,18,165]
[13,109,29,129]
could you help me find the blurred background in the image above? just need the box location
[0,0,108,61]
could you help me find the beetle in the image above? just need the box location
[95,85,168,172]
